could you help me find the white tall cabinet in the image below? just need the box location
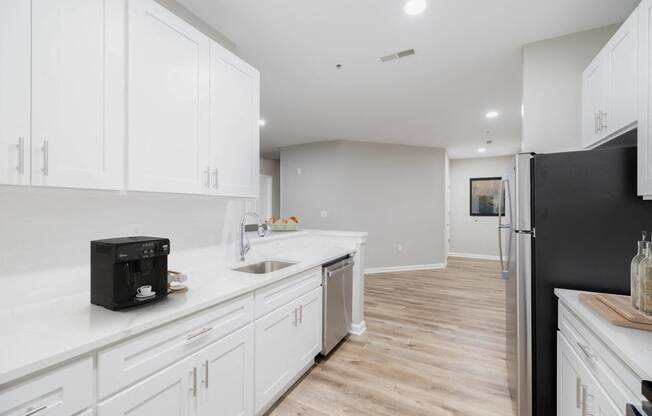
[1,0,125,190]
[0,0,30,186]
[31,0,125,190]
[127,0,210,195]
[209,43,260,198]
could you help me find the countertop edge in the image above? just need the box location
[555,288,652,381]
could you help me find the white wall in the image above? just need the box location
[449,156,513,258]
[260,158,280,217]
[281,141,447,269]
[522,25,618,153]
[0,187,248,276]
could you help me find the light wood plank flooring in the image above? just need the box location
[267,257,514,416]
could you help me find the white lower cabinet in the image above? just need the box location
[197,324,254,416]
[0,358,93,416]
[255,287,323,415]
[0,271,326,416]
[557,332,622,416]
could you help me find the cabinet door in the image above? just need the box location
[209,42,259,198]
[293,287,323,371]
[254,302,295,414]
[582,53,608,148]
[128,0,210,194]
[639,1,652,197]
[0,0,30,186]
[31,0,124,190]
[97,356,192,416]
[605,8,638,138]
[197,325,254,416]
[557,332,582,416]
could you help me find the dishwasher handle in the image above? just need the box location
[325,258,354,278]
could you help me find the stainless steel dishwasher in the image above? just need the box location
[321,255,354,355]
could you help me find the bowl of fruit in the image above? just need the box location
[268,216,300,232]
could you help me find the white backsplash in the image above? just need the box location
[0,186,251,276]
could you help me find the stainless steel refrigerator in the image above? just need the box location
[498,142,650,416]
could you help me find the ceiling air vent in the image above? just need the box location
[380,48,416,63]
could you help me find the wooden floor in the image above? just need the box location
[267,257,515,416]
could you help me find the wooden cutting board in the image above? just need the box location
[579,293,652,331]
[596,293,652,325]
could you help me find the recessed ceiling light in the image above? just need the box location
[404,0,427,16]
[259,119,266,127]
[486,111,499,119]
[477,147,487,153]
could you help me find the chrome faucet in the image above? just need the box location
[240,212,266,261]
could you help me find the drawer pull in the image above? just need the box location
[576,376,582,409]
[24,405,47,416]
[577,342,597,361]
[187,326,213,342]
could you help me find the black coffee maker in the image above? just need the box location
[91,236,170,310]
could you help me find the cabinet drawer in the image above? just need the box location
[98,294,253,399]
[558,302,640,410]
[254,267,322,318]
[0,357,93,416]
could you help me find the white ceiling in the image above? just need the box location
[178,0,638,159]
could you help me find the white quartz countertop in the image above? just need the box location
[0,230,366,387]
[555,288,652,380]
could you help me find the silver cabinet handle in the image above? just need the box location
[192,367,197,397]
[293,308,298,327]
[16,137,25,174]
[594,112,599,134]
[187,326,213,342]
[204,167,210,187]
[600,111,607,132]
[24,405,47,416]
[212,168,219,189]
[577,342,597,361]
[576,377,582,409]
[41,140,49,175]
[299,305,303,324]
[204,360,209,389]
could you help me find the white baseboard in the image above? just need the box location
[448,252,500,261]
[349,321,367,336]
[365,262,447,274]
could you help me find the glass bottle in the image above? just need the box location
[640,241,652,315]
[631,231,647,309]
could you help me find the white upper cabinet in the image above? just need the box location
[639,0,652,197]
[0,0,30,186]
[31,0,125,190]
[209,42,260,198]
[128,0,210,194]
[582,54,608,148]
[582,8,638,149]
[605,8,638,138]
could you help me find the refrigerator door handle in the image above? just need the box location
[498,178,512,278]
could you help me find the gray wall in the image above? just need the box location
[522,25,618,153]
[260,158,280,217]
[449,156,513,258]
[281,141,447,269]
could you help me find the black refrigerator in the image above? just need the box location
[499,135,652,416]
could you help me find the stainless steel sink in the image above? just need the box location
[232,260,296,274]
